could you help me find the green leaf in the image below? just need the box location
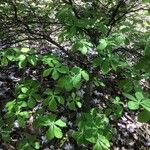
[57,97,65,105]
[81,46,88,55]
[71,67,81,74]
[17,101,28,108]
[57,76,74,91]
[145,43,150,57]
[55,119,66,127]
[99,135,110,149]
[21,48,30,53]
[119,80,133,92]
[18,59,27,68]
[52,69,60,80]
[138,110,150,123]
[115,34,125,45]
[111,59,118,71]
[46,126,54,140]
[128,101,139,110]
[18,54,26,61]
[93,141,102,150]
[123,93,137,101]
[85,129,97,143]
[81,70,89,81]
[34,142,40,149]
[135,92,144,101]
[76,101,82,108]
[92,57,103,67]
[72,131,85,144]
[142,0,150,3]
[27,98,36,108]
[53,125,63,138]
[48,114,57,122]
[68,101,75,110]
[21,87,28,93]
[19,111,29,118]
[98,23,107,34]
[72,74,81,87]
[58,66,69,74]
[18,94,28,99]
[43,68,52,77]
[1,129,10,142]
[36,115,56,127]
[97,39,107,51]
[1,57,8,66]
[44,89,53,95]
[101,59,110,74]
[27,55,37,66]
[141,99,150,111]
[48,99,57,111]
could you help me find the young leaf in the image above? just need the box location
[141,99,150,111]
[57,97,65,105]
[18,94,28,99]
[58,66,69,74]
[53,126,63,138]
[97,39,107,51]
[119,80,133,92]
[48,99,57,111]
[19,111,29,118]
[93,141,101,150]
[46,126,54,140]
[55,119,66,127]
[21,87,28,93]
[99,135,110,149]
[27,98,36,108]
[123,93,137,101]
[101,59,110,74]
[81,70,89,81]
[52,70,60,80]
[115,34,125,45]
[72,74,81,87]
[68,101,76,110]
[111,60,118,71]
[17,116,26,128]
[27,55,37,66]
[128,101,139,110]
[34,142,40,150]
[18,54,26,61]
[1,57,8,66]
[43,68,52,77]
[21,48,30,53]
[76,101,82,108]
[18,59,27,68]
[135,92,144,101]
[81,46,88,55]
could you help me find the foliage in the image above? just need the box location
[72,108,112,150]
[0,0,150,149]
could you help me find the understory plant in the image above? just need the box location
[0,0,150,149]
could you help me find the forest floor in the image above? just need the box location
[0,63,150,150]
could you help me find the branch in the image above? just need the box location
[106,4,149,36]
[107,0,124,26]
[8,1,91,69]
[68,0,80,19]
[0,37,44,48]
[114,46,143,57]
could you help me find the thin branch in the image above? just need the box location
[106,4,149,36]
[107,0,124,26]
[68,0,80,19]
[114,46,143,57]
[0,37,44,48]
